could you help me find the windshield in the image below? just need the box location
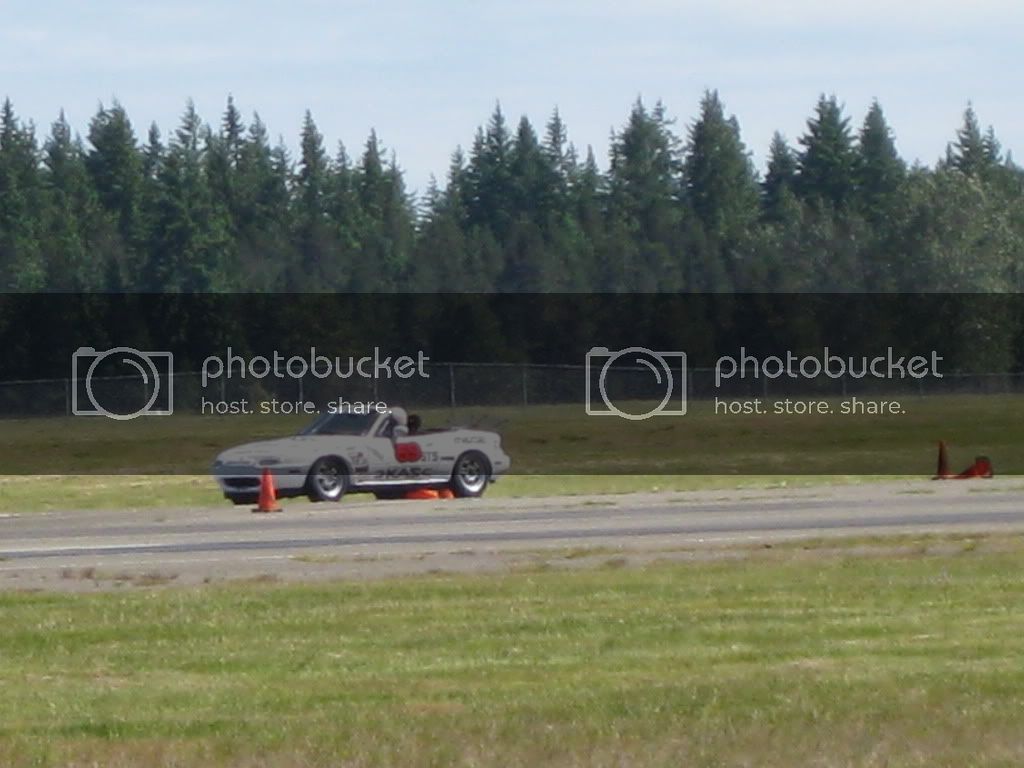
[299,411,378,436]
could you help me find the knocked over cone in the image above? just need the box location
[956,456,994,479]
[933,441,994,480]
[404,488,456,500]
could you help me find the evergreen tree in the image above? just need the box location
[762,132,797,222]
[855,100,905,219]
[350,133,414,289]
[40,111,109,289]
[796,95,857,209]
[466,104,515,241]
[233,114,292,289]
[0,99,45,289]
[945,105,1002,179]
[289,110,338,289]
[682,90,760,244]
[143,101,233,291]
[607,99,682,289]
[509,115,557,222]
[85,101,143,246]
[222,95,245,169]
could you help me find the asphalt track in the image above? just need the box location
[2,479,1023,590]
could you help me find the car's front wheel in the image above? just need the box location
[306,456,349,502]
[449,451,491,498]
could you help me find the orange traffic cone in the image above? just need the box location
[253,467,283,513]
[404,488,441,500]
[933,441,951,480]
[955,456,994,479]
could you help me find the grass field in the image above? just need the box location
[2,535,1024,767]
[0,394,1019,512]
[0,472,880,513]
[1,395,1020,476]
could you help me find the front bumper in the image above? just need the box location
[213,463,310,494]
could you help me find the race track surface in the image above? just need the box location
[2,479,1023,591]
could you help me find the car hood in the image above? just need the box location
[214,436,361,467]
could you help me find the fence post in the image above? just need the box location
[521,365,528,406]
[449,363,456,408]
[65,378,71,416]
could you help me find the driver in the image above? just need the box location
[389,406,409,438]
[407,413,422,435]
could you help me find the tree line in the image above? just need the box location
[0,92,1021,293]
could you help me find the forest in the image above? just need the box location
[0,92,1021,294]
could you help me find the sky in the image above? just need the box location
[1,0,1021,195]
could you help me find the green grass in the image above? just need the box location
[0,473,885,513]
[1,395,1020,476]
[1,393,1019,512]
[4,539,1024,766]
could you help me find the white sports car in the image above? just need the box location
[212,408,511,504]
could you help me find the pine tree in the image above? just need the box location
[466,104,515,241]
[40,111,109,289]
[0,99,45,290]
[288,110,338,289]
[542,108,573,213]
[607,99,683,289]
[762,132,797,221]
[945,105,985,176]
[682,90,760,243]
[608,99,679,221]
[85,101,143,246]
[796,95,857,209]
[855,100,905,220]
[143,101,232,291]
[232,114,292,289]
[350,133,414,289]
[222,95,245,169]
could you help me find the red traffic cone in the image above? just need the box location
[933,441,951,480]
[253,467,283,513]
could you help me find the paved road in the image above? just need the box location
[2,479,1022,590]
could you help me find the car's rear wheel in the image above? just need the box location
[450,451,490,498]
[306,456,349,502]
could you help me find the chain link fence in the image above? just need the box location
[1,363,1022,419]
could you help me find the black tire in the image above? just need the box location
[306,456,349,502]
[449,451,491,498]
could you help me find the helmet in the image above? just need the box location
[389,406,408,427]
